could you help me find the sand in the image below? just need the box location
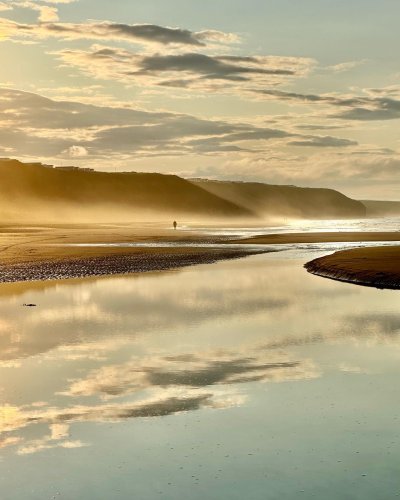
[232,232,400,245]
[1,223,400,285]
[305,246,400,289]
[0,223,261,283]
[0,250,264,283]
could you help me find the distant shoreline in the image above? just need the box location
[305,246,400,290]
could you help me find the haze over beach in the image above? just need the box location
[0,1,399,499]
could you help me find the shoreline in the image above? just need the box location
[305,246,400,290]
[1,224,400,285]
[231,231,400,245]
[0,248,265,284]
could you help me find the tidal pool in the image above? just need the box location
[0,249,399,499]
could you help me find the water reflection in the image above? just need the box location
[0,253,398,465]
[0,263,292,363]
[61,349,318,399]
[346,313,400,337]
[0,391,226,455]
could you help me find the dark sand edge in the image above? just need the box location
[0,249,267,284]
[304,246,400,290]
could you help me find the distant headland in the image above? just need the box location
[2,157,391,223]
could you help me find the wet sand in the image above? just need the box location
[0,249,263,283]
[1,223,400,284]
[232,231,400,245]
[305,246,400,289]
[0,223,263,282]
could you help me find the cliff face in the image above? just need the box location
[361,200,400,216]
[0,160,253,221]
[0,159,366,222]
[192,180,366,219]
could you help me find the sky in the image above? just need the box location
[0,0,399,199]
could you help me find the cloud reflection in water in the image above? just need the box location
[0,256,398,455]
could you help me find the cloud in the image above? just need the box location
[0,18,237,47]
[0,341,319,454]
[259,88,368,106]
[0,15,314,92]
[0,78,397,197]
[0,436,23,448]
[0,389,242,454]
[64,144,88,157]
[41,8,58,22]
[15,421,85,455]
[296,124,347,131]
[332,104,400,121]
[0,15,314,97]
[0,2,12,11]
[62,348,319,399]
[136,53,296,79]
[346,313,400,337]
[0,393,221,432]
[186,146,400,198]
[37,6,59,22]
[325,60,367,73]
[258,89,400,121]
[37,0,77,3]
[11,1,59,22]
[0,87,353,160]
[363,85,400,98]
[289,136,358,148]
[0,256,293,363]
[52,45,314,93]
[18,439,86,455]
[312,153,400,187]
[0,268,398,456]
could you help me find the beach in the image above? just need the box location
[1,223,400,285]
[0,249,266,283]
[232,231,400,245]
[0,223,264,282]
[1,240,399,499]
[0,221,400,499]
[305,246,400,289]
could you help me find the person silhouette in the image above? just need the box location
[173,220,177,230]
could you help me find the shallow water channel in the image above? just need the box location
[0,247,399,499]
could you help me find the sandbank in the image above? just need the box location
[305,246,400,289]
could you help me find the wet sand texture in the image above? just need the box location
[305,246,400,290]
[0,249,264,283]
